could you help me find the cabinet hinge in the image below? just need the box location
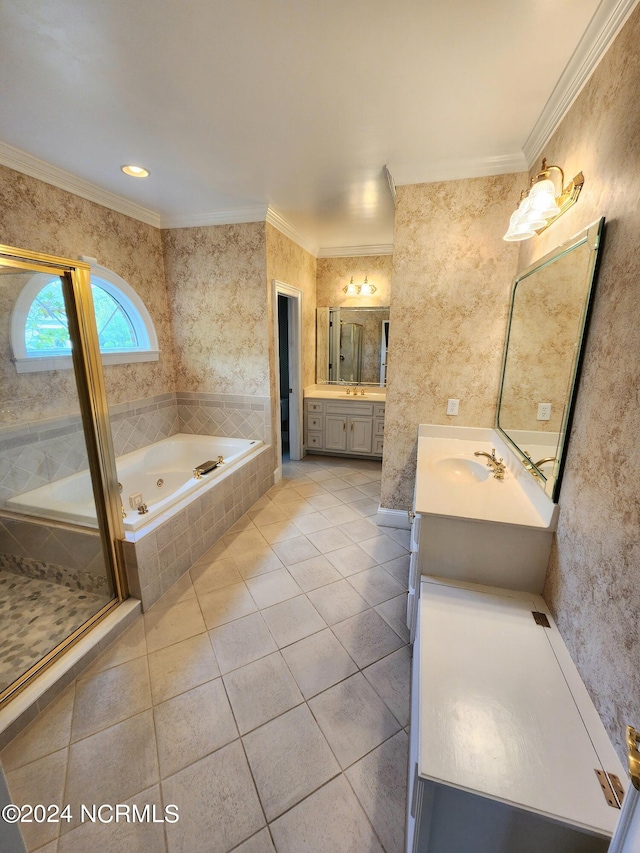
[594,769,624,808]
[532,611,550,628]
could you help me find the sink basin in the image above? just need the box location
[431,456,491,484]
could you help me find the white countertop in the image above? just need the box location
[304,384,387,401]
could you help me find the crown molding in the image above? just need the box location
[265,207,319,256]
[0,140,161,228]
[317,244,394,258]
[390,152,527,186]
[524,0,640,165]
[160,205,269,229]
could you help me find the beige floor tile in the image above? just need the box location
[325,543,378,576]
[306,580,368,625]
[280,629,358,699]
[277,497,317,518]
[198,581,257,629]
[231,545,284,579]
[243,704,340,821]
[64,711,159,834]
[209,612,277,674]
[260,595,326,647]
[375,593,411,642]
[269,775,384,853]
[154,679,238,778]
[319,477,352,493]
[223,527,269,556]
[381,554,411,588]
[287,555,342,592]
[339,471,372,487]
[232,828,275,852]
[148,633,220,705]
[71,656,151,742]
[78,619,147,681]
[306,491,344,511]
[192,539,229,566]
[308,673,401,769]
[1,683,74,772]
[162,740,264,853]
[293,482,328,498]
[306,527,353,555]
[291,511,335,535]
[190,556,242,596]
[150,571,197,612]
[350,497,379,517]
[319,503,362,525]
[5,747,68,850]
[346,730,409,853]
[258,519,301,544]
[346,566,406,606]
[223,651,303,734]
[248,494,273,511]
[380,526,412,549]
[57,784,167,853]
[357,481,382,499]
[332,609,405,668]
[226,515,257,536]
[269,485,305,505]
[144,598,207,654]
[334,486,369,504]
[248,503,288,527]
[363,646,411,727]
[338,517,380,543]
[271,535,321,566]
[245,568,302,609]
[358,534,408,564]
[305,467,338,483]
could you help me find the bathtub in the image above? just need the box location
[6,434,264,533]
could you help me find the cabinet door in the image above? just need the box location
[325,415,347,451]
[348,417,373,453]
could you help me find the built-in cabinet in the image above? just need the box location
[304,397,384,457]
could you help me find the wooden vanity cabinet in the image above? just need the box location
[407,578,626,853]
[304,397,385,458]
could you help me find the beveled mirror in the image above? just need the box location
[497,217,604,501]
[316,306,390,386]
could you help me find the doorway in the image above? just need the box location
[273,280,302,472]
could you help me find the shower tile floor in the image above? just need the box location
[1,455,411,853]
[0,571,111,696]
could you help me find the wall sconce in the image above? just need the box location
[343,276,377,296]
[503,159,584,242]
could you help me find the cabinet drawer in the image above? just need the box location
[326,401,374,417]
[307,415,323,431]
[374,417,385,436]
[373,437,384,455]
[374,403,386,418]
[305,400,324,413]
[306,431,323,449]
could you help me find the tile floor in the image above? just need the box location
[1,455,412,853]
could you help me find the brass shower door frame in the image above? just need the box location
[0,244,127,707]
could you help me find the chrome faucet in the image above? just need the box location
[474,448,506,479]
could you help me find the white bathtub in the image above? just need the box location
[6,434,263,532]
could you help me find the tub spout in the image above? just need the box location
[137,503,149,515]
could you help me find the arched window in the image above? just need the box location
[12,261,159,373]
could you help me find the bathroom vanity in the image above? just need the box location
[304,387,385,458]
[406,577,626,853]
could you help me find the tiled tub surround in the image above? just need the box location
[177,392,271,445]
[123,444,274,610]
[1,454,409,853]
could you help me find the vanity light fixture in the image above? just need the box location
[343,275,377,296]
[503,159,584,242]
[121,164,150,178]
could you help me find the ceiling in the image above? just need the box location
[0,0,634,254]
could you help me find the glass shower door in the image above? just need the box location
[0,252,124,704]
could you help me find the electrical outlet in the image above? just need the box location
[446,398,460,416]
[537,403,552,421]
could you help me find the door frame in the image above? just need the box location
[272,280,303,472]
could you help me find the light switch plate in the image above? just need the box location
[447,399,460,416]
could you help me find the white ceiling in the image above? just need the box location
[0,0,635,254]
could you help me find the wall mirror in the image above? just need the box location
[497,217,604,501]
[316,306,390,385]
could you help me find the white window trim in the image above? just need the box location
[11,260,159,373]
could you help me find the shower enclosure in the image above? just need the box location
[0,245,126,706]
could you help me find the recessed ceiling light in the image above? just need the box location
[121,164,150,178]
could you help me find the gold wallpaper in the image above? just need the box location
[379,173,523,511]
[316,255,392,308]
[161,222,270,396]
[0,165,176,424]
[516,3,640,765]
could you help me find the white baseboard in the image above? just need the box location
[376,506,411,529]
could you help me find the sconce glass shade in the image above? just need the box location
[360,276,376,296]
[528,178,561,219]
[344,276,358,296]
[503,203,536,241]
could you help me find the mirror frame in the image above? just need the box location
[496,217,605,502]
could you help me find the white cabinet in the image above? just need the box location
[407,579,627,853]
[304,397,384,458]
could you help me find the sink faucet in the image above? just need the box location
[474,448,506,479]
[522,453,557,478]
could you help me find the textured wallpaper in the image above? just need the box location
[316,255,392,308]
[380,173,523,510]
[0,165,176,424]
[162,222,270,396]
[516,3,640,766]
